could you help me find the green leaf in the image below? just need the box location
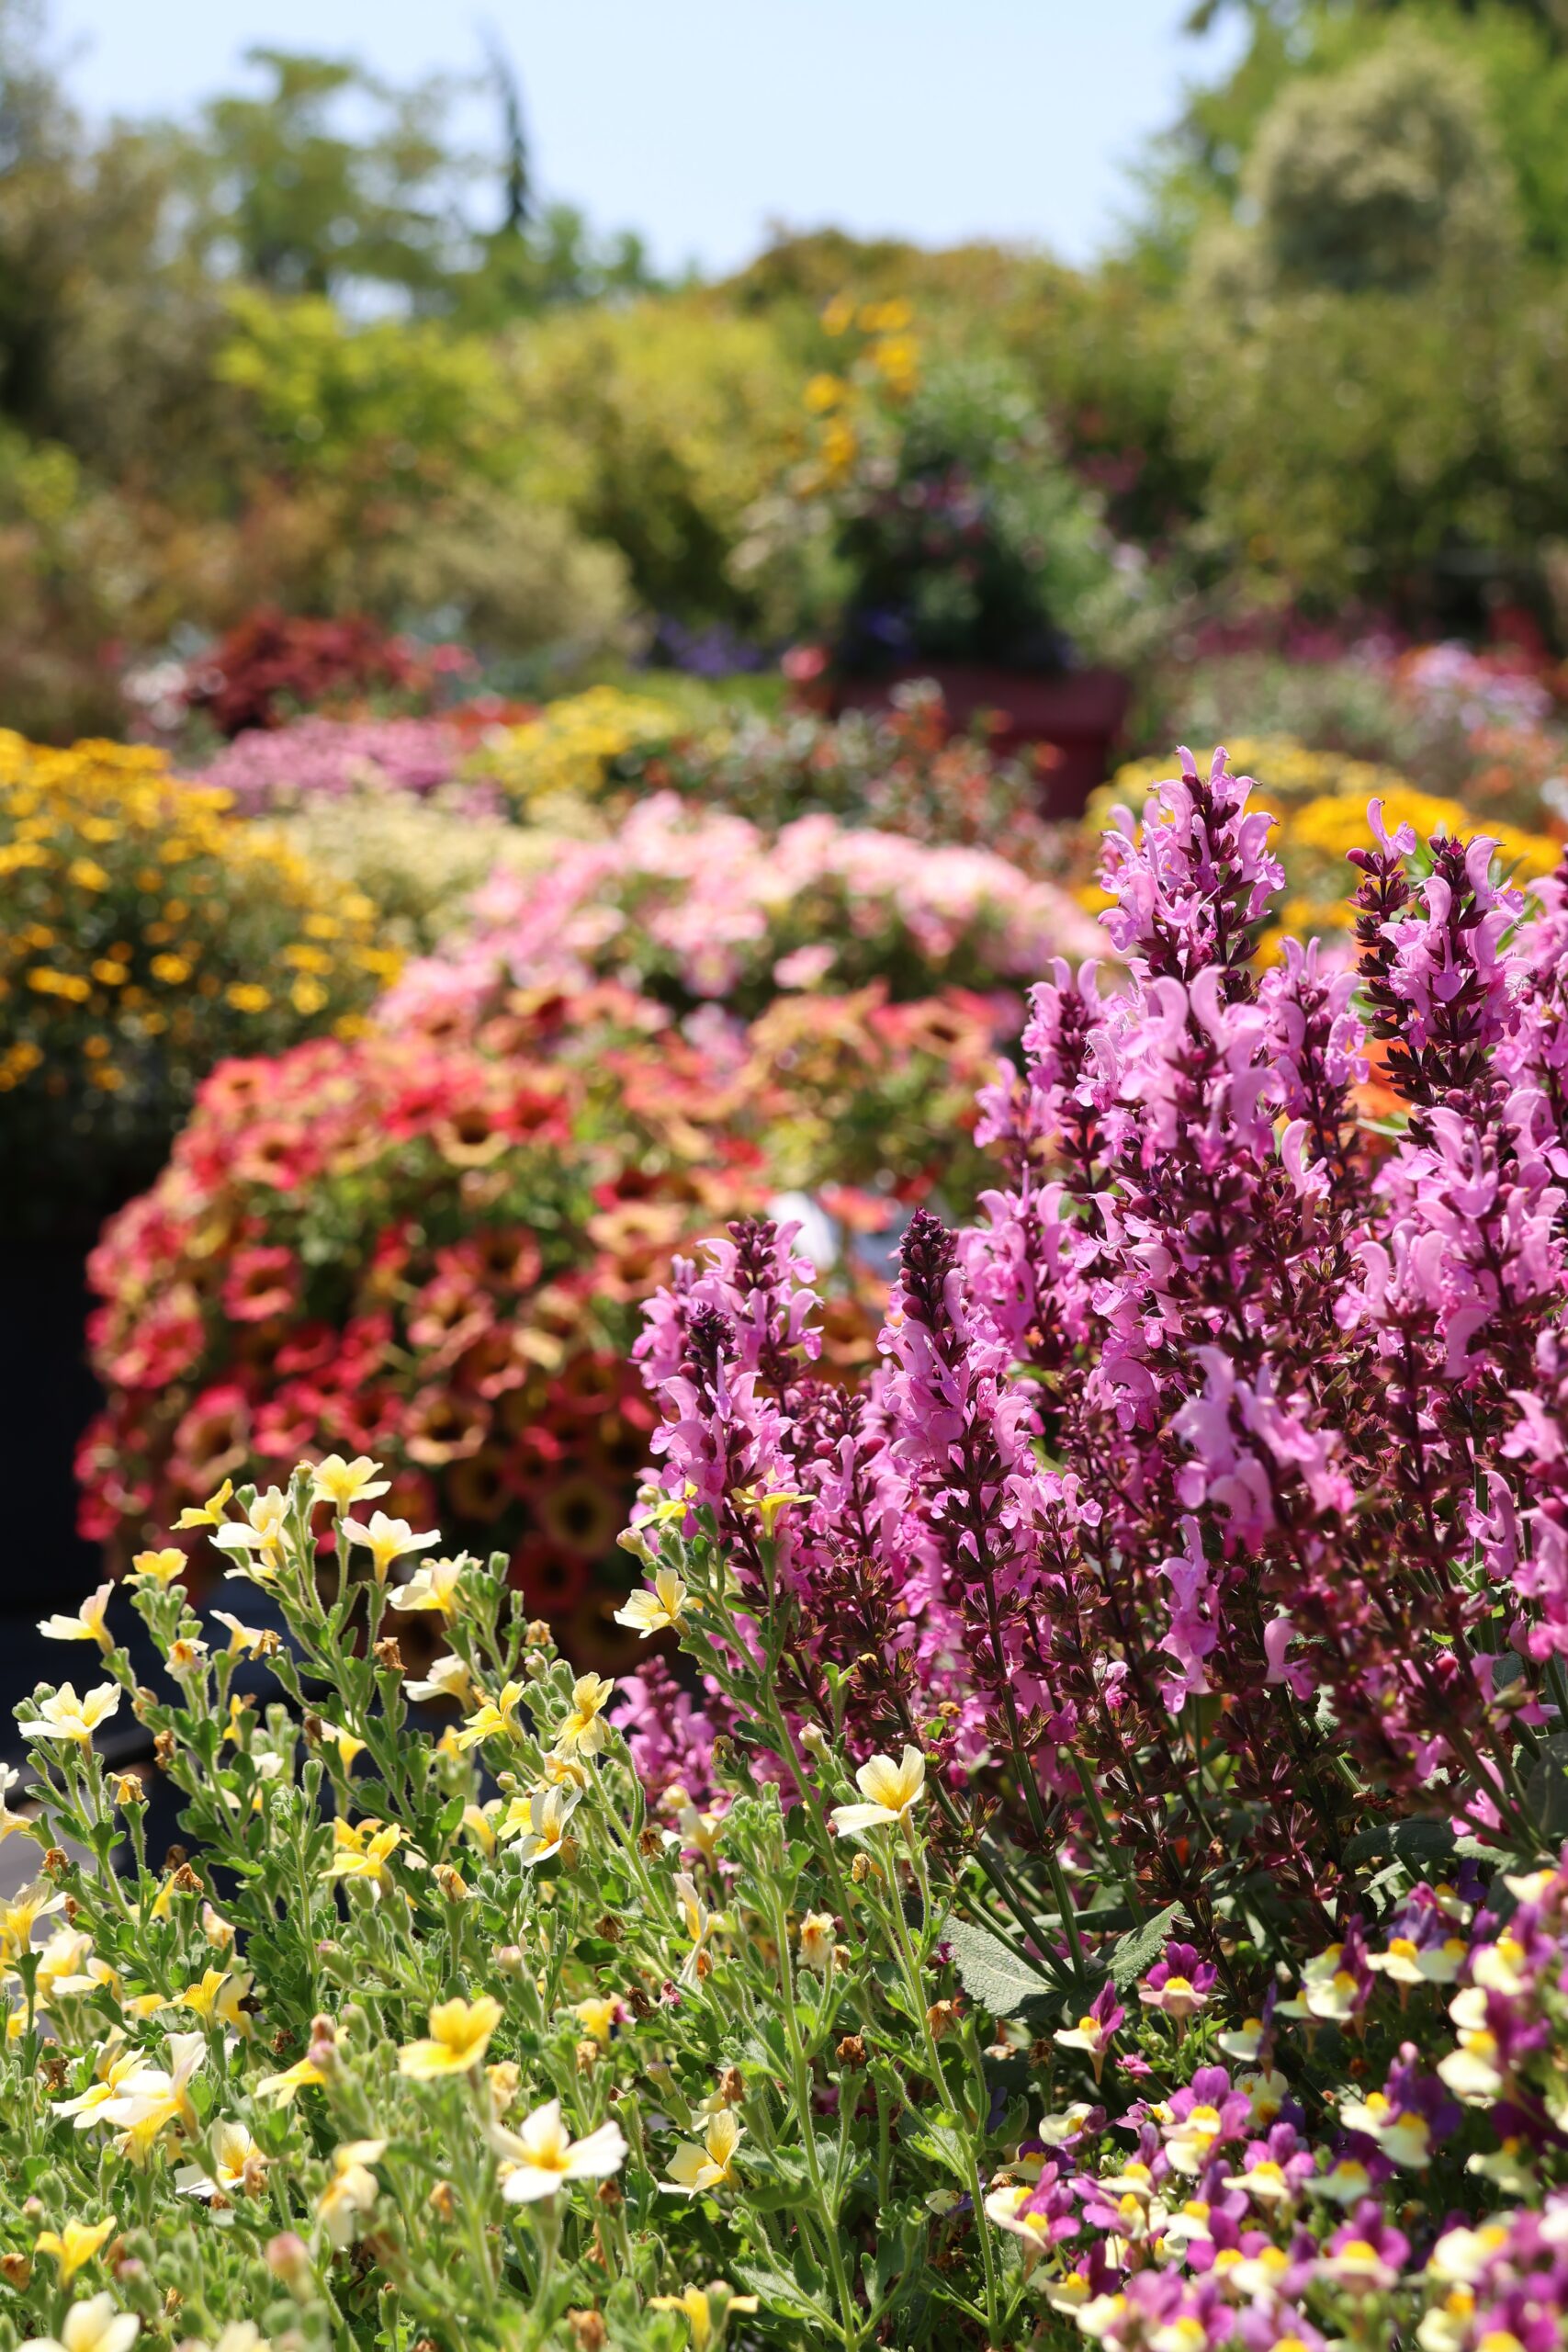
[1528,1734,1568,1839]
[1108,1900,1187,1992]
[728,2257,834,2328]
[941,1913,1055,2018]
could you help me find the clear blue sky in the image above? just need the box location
[48,1,1245,275]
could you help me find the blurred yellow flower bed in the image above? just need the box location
[0,731,398,1219]
[471,685,683,815]
[1084,736,1561,952]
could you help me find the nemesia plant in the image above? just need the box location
[381,791,1100,1030]
[13,743,1568,2350]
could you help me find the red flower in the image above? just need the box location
[223,1245,302,1325]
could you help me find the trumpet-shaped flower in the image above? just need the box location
[661,2108,743,2196]
[491,2098,626,2202]
[829,1746,926,1838]
[399,1994,502,2079]
[16,1683,121,1747]
[613,1567,691,1636]
[648,2286,760,2348]
[174,1482,233,1532]
[318,2140,385,2248]
[38,1585,114,1652]
[324,1818,402,1894]
[128,1548,186,1588]
[513,1784,580,1868]
[214,1490,289,1583]
[344,1510,439,1586]
[254,2054,329,2106]
[18,2291,140,2352]
[406,1652,472,1707]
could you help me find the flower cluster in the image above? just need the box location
[0,732,397,1229]
[78,984,1003,1652]
[197,717,489,816]
[469,686,684,817]
[173,609,475,739]
[382,789,1100,1031]
[1095,738,1558,957]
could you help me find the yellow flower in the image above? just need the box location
[171,1966,254,2040]
[18,2290,140,2352]
[736,1486,811,1537]
[661,2109,743,2196]
[128,1547,186,1588]
[310,1454,389,1514]
[38,1583,115,1651]
[804,371,848,413]
[211,1611,270,1658]
[649,2285,761,2349]
[175,1481,232,1531]
[53,2046,148,2127]
[613,1567,690,1637]
[819,292,855,336]
[214,1487,289,1582]
[399,1994,502,2080]
[32,2217,116,2286]
[225,983,270,1013]
[254,2054,328,2106]
[454,1679,525,1750]
[514,1784,580,1868]
[344,1509,439,1585]
[324,1817,402,1894]
[17,1682,121,1747]
[318,1720,367,1773]
[829,1745,926,1838]
[391,1557,468,1614]
[556,1672,615,1758]
[572,1997,618,2042]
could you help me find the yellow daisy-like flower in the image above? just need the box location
[829,1746,926,1838]
[33,2216,116,2286]
[399,1994,502,2080]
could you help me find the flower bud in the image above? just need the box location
[265,2233,311,2290]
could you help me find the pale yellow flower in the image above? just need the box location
[491,2098,626,2202]
[170,1966,254,2041]
[318,2139,385,2248]
[797,1912,837,1973]
[514,1785,580,1868]
[343,1510,438,1586]
[215,1488,289,1582]
[735,1486,811,1536]
[128,1547,186,1588]
[572,1997,618,2042]
[317,1721,367,1773]
[254,2054,328,2106]
[453,1679,525,1750]
[391,1558,468,1615]
[829,1746,926,1838]
[211,1611,270,1658]
[17,1682,121,1747]
[661,2109,743,2196]
[174,1481,233,1532]
[17,2289,140,2352]
[556,1672,615,1758]
[407,1652,473,1707]
[648,2286,760,2351]
[310,1454,389,1514]
[613,1567,690,1636]
[39,1584,114,1652]
[174,2120,257,2200]
[32,2217,116,2286]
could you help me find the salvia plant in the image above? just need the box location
[7,749,1568,2352]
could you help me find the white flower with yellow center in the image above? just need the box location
[491,2098,626,2203]
[556,1673,615,1758]
[318,2140,385,2248]
[392,1558,468,1615]
[514,1785,581,1868]
[829,1747,926,1838]
[797,1912,837,1973]
[17,1683,121,1747]
[39,1585,115,1653]
[215,1489,289,1582]
[1339,2089,1433,2168]
[175,2120,258,2200]
[17,2290,140,2352]
[407,1653,474,1707]
[1368,1934,1467,1986]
